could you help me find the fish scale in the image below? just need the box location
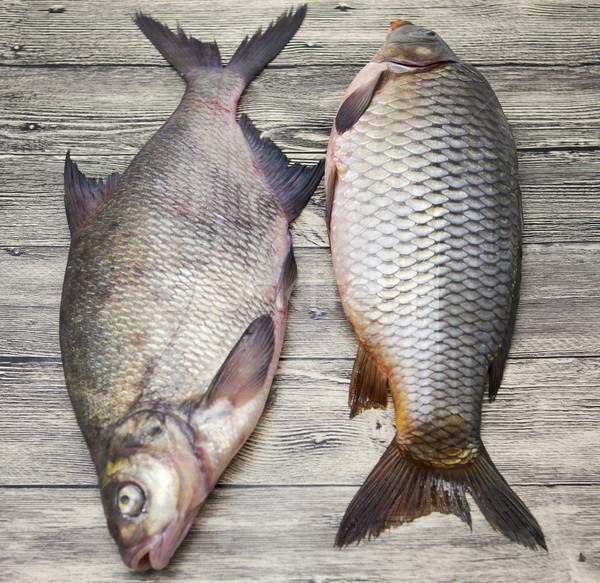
[332,64,520,465]
[60,6,324,570]
[328,20,544,549]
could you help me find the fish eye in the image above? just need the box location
[116,483,145,517]
[427,31,437,38]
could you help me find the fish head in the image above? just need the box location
[376,20,459,67]
[98,410,208,571]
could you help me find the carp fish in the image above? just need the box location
[326,20,545,549]
[60,5,323,571]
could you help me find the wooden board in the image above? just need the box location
[1,1,599,581]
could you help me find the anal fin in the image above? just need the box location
[349,344,388,418]
[239,114,324,222]
[64,151,120,234]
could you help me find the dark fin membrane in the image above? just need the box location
[134,12,222,80]
[334,68,385,134]
[64,151,119,235]
[228,5,307,86]
[466,446,546,550]
[324,163,337,232]
[277,245,298,304]
[336,440,546,551]
[488,245,522,401]
[348,344,388,418]
[203,315,275,407]
[239,114,324,222]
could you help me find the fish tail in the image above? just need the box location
[134,13,223,79]
[134,5,306,86]
[336,439,546,550]
[227,5,306,87]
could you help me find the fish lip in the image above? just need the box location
[388,57,455,68]
[122,506,200,571]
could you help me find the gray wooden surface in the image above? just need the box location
[1,1,599,581]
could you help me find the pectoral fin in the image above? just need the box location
[334,66,386,134]
[204,315,275,407]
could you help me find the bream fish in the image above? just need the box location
[60,5,322,571]
[325,20,545,549]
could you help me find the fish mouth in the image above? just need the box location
[388,58,451,69]
[122,507,200,571]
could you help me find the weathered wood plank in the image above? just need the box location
[1,245,599,360]
[1,64,599,158]
[0,485,597,583]
[2,1,599,580]
[2,0,600,67]
[0,357,597,487]
[2,148,599,248]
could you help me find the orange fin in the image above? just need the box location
[64,152,120,235]
[336,439,546,550]
[348,344,388,418]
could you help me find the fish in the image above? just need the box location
[59,5,323,571]
[325,20,546,549]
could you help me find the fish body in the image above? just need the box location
[326,20,545,548]
[60,6,322,571]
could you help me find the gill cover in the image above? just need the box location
[100,411,207,571]
[334,20,460,134]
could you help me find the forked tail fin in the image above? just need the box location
[134,6,306,85]
[336,439,546,550]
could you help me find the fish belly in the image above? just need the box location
[329,62,522,466]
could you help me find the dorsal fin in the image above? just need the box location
[488,244,522,400]
[64,152,120,234]
[239,114,324,222]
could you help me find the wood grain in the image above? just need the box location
[0,357,597,487]
[3,148,600,248]
[2,245,600,359]
[2,485,597,583]
[1,0,599,582]
[2,0,600,66]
